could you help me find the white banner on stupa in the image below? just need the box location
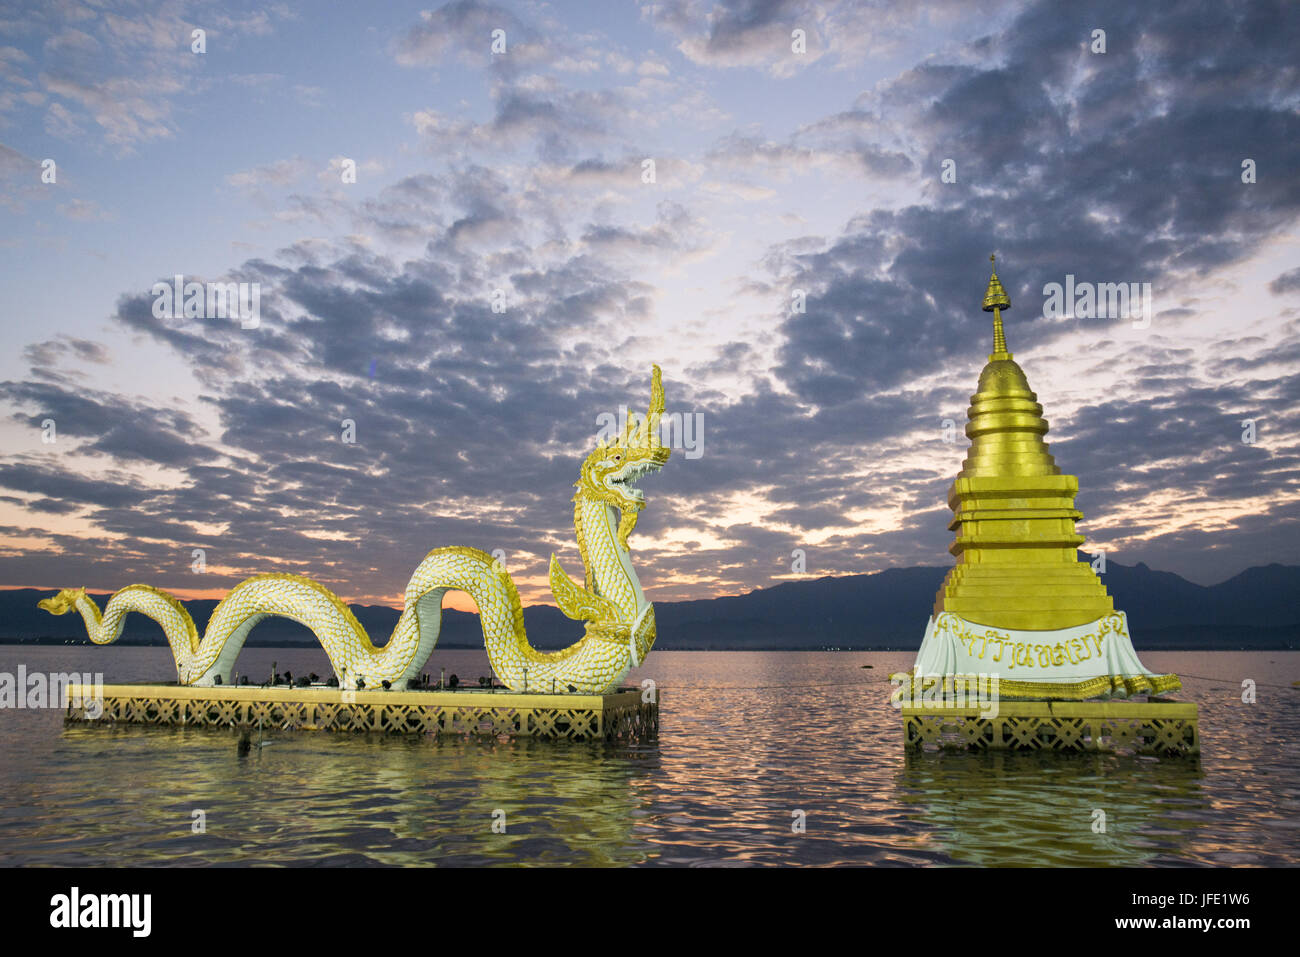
[910,611,1180,700]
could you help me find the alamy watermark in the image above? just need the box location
[50,887,150,937]
[1042,275,1152,329]
[152,274,260,329]
[594,408,705,459]
[0,667,103,715]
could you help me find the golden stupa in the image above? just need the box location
[933,255,1114,630]
[909,256,1180,700]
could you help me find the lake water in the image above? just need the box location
[0,646,1296,866]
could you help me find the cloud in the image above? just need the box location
[0,463,154,510]
[0,379,211,468]
[226,157,313,189]
[1270,267,1300,296]
[2,2,295,152]
[412,85,626,161]
[393,0,550,74]
[0,140,44,211]
[22,337,111,368]
[1,0,1298,606]
[642,0,828,74]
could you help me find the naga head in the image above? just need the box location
[577,364,671,549]
[38,587,86,615]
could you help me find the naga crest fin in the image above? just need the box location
[38,587,86,616]
[549,554,622,623]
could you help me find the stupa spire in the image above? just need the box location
[982,253,1011,361]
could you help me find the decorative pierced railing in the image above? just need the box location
[901,700,1198,754]
[65,683,658,742]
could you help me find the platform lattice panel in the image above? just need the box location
[901,700,1198,754]
[65,684,658,742]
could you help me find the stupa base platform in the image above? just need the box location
[902,699,1198,754]
[64,683,658,741]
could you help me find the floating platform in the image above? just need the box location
[902,699,1199,754]
[65,683,658,741]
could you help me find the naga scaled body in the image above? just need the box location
[39,367,672,694]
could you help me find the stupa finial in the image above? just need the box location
[982,253,1011,360]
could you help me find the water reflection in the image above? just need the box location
[896,749,1206,866]
[43,724,661,866]
[0,646,1296,865]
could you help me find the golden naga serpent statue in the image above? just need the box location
[39,366,672,694]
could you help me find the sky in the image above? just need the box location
[0,0,1297,612]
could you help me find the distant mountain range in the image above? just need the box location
[3,554,1297,650]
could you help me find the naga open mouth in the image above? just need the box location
[603,454,667,504]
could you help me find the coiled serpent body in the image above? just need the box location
[39,367,671,694]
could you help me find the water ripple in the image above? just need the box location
[0,647,1295,865]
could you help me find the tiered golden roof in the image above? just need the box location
[932,256,1114,630]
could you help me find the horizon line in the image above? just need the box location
[3,555,1295,611]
